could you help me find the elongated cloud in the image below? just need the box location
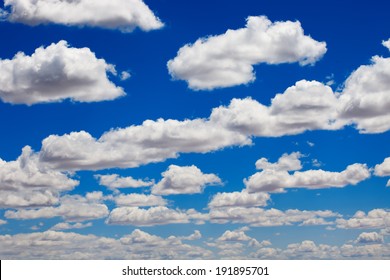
[245,152,370,193]
[3,0,163,32]
[152,165,222,195]
[114,194,167,207]
[336,209,390,229]
[168,16,326,90]
[95,174,154,189]
[0,41,125,105]
[208,191,270,208]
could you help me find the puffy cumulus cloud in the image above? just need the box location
[0,41,124,105]
[152,165,222,195]
[3,0,163,32]
[209,207,338,227]
[338,53,390,133]
[181,230,202,241]
[0,146,78,208]
[374,157,390,186]
[217,229,253,242]
[50,222,93,231]
[167,16,326,90]
[209,81,343,137]
[383,39,390,51]
[114,194,167,207]
[0,229,212,259]
[208,191,270,208]
[106,206,208,226]
[245,152,370,193]
[95,174,154,189]
[39,118,251,171]
[336,209,390,229]
[355,232,384,244]
[255,152,303,171]
[5,194,109,222]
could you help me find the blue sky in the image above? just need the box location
[0,0,390,259]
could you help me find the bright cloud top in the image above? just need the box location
[3,0,164,32]
[167,16,327,90]
[152,165,222,195]
[375,157,390,186]
[245,152,370,193]
[0,41,125,105]
[95,174,154,189]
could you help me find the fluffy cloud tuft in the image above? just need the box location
[355,232,384,244]
[168,16,326,90]
[383,39,390,51]
[95,174,154,189]
[114,194,167,207]
[152,165,222,195]
[208,191,270,208]
[0,41,125,105]
[3,0,163,32]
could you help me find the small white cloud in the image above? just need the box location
[95,174,154,189]
[208,191,270,208]
[355,232,384,244]
[307,141,315,147]
[120,71,131,81]
[168,16,326,90]
[0,219,7,225]
[0,41,125,105]
[4,0,164,32]
[152,165,222,195]
[114,194,167,207]
[383,39,390,51]
[51,222,93,231]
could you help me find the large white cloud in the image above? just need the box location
[5,194,109,222]
[0,41,125,105]
[3,0,163,32]
[0,146,78,208]
[168,16,326,90]
[245,152,370,193]
[106,206,207,226]
[152,165,222,195]
[208,191,270,208]
[95,174,154,189]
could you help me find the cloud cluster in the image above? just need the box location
[152,165,222,195]
[245,152,370,193]
[168,16,326,90]
[5,194,109,222]
[3,0,163,32]
[95,174,154,189]
[336,209,390,229]
[209,207,338,227]
[0,229,211,259]
[0,146,78,208]
[355,232,384,244]
[0,41,124,105]
[106,206,207,226]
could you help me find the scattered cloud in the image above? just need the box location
[152,165,222,195]
[0,41,125,105]
[336,209,390,229]
[383,39,390,51]
[245,152,370,193]
[120,71,131,81]
[374,157,390,186]
[51,222,93,231]
[3,0,164,32]
[106,206,207,226]
[208,191,270,208]
[114,194,167,207]
[355,232,384,244]
[168,16,326,90]
[0,219,7,225]
[5,194,109,222]
[95,174,154,189]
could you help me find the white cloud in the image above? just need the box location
[0,219,7,225]
[245,152,370,193]
[50,222,92,231]
[120,71,131,81]
[217,229,253,242]
[3,0,163,32]
[95,174,154,189]
[208,191,270,208]
[181,230,202,241]
[106,206,207,226]
[168,16,326,90]
[336,209,390,229]
[338,55,390,133]
[375,157,390,186]
[5,194,109,222]
[0,229,212,259]
[0,146,78,208]
[152,165,222,195]
[114,194,167,207]
[209,207,338,227]
[255,152,303,171]
[383,39,390,51]
[0,41,125,105]
[355,232,384,244]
